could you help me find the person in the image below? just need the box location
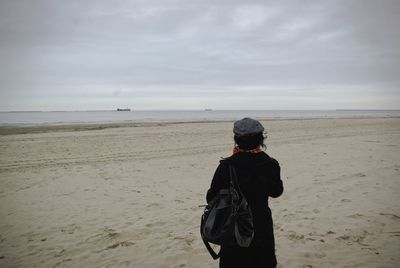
[206,118,283,268]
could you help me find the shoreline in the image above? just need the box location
[1,116,399,135]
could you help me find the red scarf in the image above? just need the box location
[233,146,263,154]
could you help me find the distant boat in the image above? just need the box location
[117,108,131,111]
[204,109,213,111]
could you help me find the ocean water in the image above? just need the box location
[0,110,399,127]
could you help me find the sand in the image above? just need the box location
[0,118,399,268]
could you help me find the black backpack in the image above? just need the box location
[200,164,254,259]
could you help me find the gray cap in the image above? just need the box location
[233,117,264,136]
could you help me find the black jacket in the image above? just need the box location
[206,152,283,268]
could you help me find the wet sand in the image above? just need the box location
[0,118,399,267]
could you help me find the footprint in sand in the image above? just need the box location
[52,258,72,268]
[145,221,166,228]
[21,231,41,242]
[102,227,120,239]
[347,213,364,219]
[314,252,327,258]
[61,224,80,234]
[146,202,161,208]
[287,232,306,243]
[336,231,369,245]
[105,241,135,250]
[379,213,400,219]
[173,235,196,246]
[353,173,366,177]
[54,249,66,257]
[85,227,120,243]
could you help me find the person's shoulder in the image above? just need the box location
[263,153,280,167]
[219,156,234,166]
[212,156,233,178]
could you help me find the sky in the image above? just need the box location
[0,0,399,111]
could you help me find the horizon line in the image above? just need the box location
[1,108,400,113]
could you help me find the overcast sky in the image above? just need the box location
[0,0,399,111]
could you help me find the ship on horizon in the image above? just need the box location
[117,108,131,111]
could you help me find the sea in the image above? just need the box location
[0,110,399,127]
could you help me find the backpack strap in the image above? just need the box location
[228,164,242,193]
[200,215,221,259]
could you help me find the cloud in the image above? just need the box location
[232,4,276,29]
[0,0,399,110]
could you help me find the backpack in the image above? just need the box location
[200,164,254,259]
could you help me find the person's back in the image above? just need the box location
[206,118,283,268]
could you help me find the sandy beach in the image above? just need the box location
[0,118,399,268]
